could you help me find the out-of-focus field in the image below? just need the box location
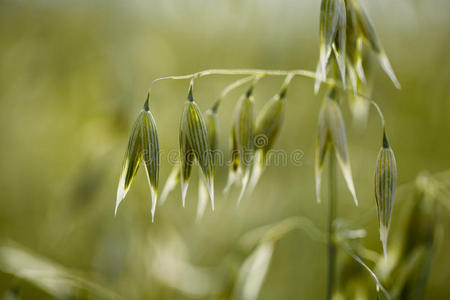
[0,0,449,299]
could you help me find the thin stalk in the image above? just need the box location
[326,148,337,300]
[146,68,387,135]
[368,99,385,129]
[339,241,392,300]
[220,76,255,99]
[210,75,256,112]
[147,68,338,95]
[147,68,390,133]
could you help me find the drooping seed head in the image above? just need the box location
[204,107,218,164]
[333,0,347,86]
[350,0,380,52]
[316,0,400,93]
[345,0,366,85]
[255,94,284,153]
[249,96,284,192]
[326,92,358,206]
[232,86,255,204]
[140,99,160,221]
[315,98,331,204]
[374,131,397,259]
[235,88,255,171]
[196,106,219,220]
[116,95,160,221]
[345,0,359,64]
[249,75,293,192]
[316,0,347,93]
[319,0,340,76]
[315,88,358,205]
[350,0,400,88]
[179,82,215,209]
[180,107,193,207]
[223,125,240,195]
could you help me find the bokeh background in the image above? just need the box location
[0,0,449,299]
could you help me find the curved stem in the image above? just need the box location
[220,76,255,99]
[261,216,326,245]
[279,73,296,99]
[147,68,338,96]
[368,98,386,129]
[326,147,337,300]
[210,75,256,112]
[146,67,387,130]
[339,241,392,300]
[146,67,389,128]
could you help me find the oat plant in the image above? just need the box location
[115,0,402,298]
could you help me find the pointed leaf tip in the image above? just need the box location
[246,85,254,98]
[237,171,251,205]
[382,130,390,148]
[144,93,150,111]
[378,53,401,89]
[187,80,194,102]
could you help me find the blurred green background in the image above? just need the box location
[0,0,449,299]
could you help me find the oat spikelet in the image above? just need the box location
[315,89,358,205]
[315,100,330,203]
[374,130,397,259]
[223,125,240,195]
[316,0,347,93]
[140,97,160,221]
[180,115,193,207]
[249,74,292,192]
[197,106,219,219]
[116,95,160,221]
[180,81,215,208]
[351,0,400,88]
[233,87,255,204]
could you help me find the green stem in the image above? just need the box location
[208,76,255,113]
[327,148,337,300]
[219,75,255,99]
[147,68,338,95]
[146,68,387,131]
[338,241,392,300]
[367,98,385,128]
